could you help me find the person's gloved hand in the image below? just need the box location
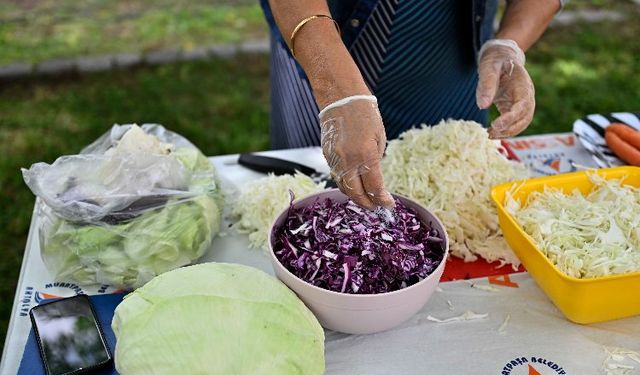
[476,39,535,139]
[319,95,395,210]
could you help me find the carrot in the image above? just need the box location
[605,123,640,149]
[605,131,640,166]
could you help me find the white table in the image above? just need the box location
[3,141,639,375]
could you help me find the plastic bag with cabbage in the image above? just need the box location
[381,119,528,267]
[22,124,222,288]
[112,262,325,375]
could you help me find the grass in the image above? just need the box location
[522,8,640,134]
[1,3,639,358]
[563,0,628,10]
[0,0,267,65]
[1,0,624,67]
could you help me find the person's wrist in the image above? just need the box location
[493,28,530,53]
[318,94,377,119]
[310,57,371,109]
[315,84,371,109]
[292,23,370,108]
[479,38,526,65]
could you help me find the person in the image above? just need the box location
[261,0,562,209]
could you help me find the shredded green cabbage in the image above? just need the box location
[231,173,326,251]
[602,346,640,375]
[426,311,489,323]
[382,120,528,267]
[507,175,640,278]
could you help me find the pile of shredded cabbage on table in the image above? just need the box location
[231,172,326,251]
[382,119,528,267]
[507,175,640,278]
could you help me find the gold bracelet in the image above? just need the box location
[289,15,340,59]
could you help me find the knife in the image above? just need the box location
[238,153,338,188]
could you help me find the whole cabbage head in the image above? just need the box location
[112,263,325,375]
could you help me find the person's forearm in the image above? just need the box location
[496,0,560,51]
[268,0,369,109]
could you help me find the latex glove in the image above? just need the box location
[476,39,535,139]
[319,95,395,210]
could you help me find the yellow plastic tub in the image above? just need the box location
[491,166,640,324]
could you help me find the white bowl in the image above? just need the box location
[268,189,449,334]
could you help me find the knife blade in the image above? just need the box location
[237,153,337,188]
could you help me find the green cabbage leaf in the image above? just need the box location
[112,263,325,375]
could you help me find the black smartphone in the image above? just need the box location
[29,294,113,375]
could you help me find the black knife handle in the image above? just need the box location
[238,153,317,176]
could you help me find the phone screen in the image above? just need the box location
[30,295,111,375]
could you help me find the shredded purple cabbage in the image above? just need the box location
[273,197,445,294]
